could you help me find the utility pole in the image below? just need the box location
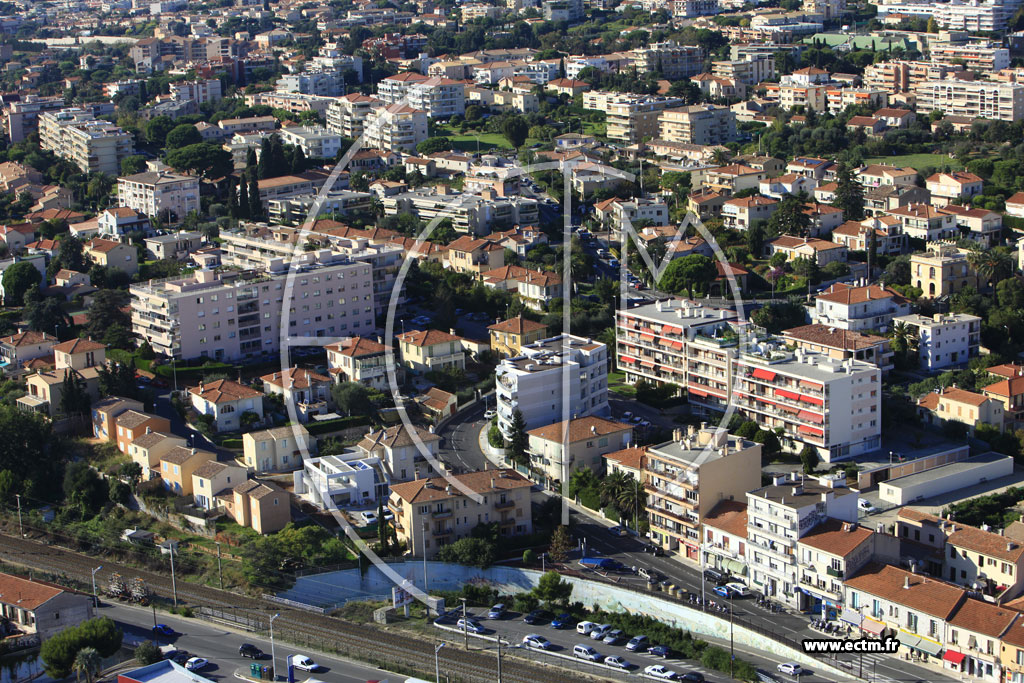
[460,598,468,650]
[434,642,445,683]
[15,493,23,537]
[270,613,280,681]
[422,522,429,593]
[729,591,735,679]
[169,544,177,607]
[216,542,223,589]
[496,638,502,683]
[91,566,103,608]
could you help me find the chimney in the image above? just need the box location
[490,477,495,489]
[772,474,786,486]
[1010,542,1018,552]
[903,576,911,589]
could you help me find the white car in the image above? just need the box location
[457,618,485,634]
[360,511,377,524]
[576,620,597,636]
[726,582,751,597]
[644,665,678,680]
[858,498,875,512]
[604,655,630,669]
[777,662,803,676]
[291,656,318,672]
[184,658,208,672]
[484,409,496,419]
[622,411,633,419]
[522,634,553,650]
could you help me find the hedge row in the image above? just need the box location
[305,415,372,435]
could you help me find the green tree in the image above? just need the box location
[2,261,41,306]
[331,381,372,416]
[133,641,163,666]
[41,618,122,679]
[436,537,496,568]
[800,445,820,474]
[416,137,452,155]
[59,370,91,418]
[658,254,716,297]
[832,162,864,221]
[768,194,812,237]
[25,295,71,338]
[532,570,573,606]
[120,155,147,176]
[502,115,529,148]
[85,289,130,340]
[507,408,528,467]
[164,143,232,180]
[98,360,138,398]
[247,174,262,220]
[145,116,176,145]
[165,123,202,149]
[237,178,250,219]
[547,524,571,563]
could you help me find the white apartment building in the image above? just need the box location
[382,186,538,236]
[582,91,686,143]
[117,171,200,226]
[169,79,223,104]
[712,57,775,86]
[631,42,706,79]
[892,313,981,370]
[363,103,429,153]
[38,108,134,175]
[325,94,382,139]
[377,73,466,118]
[294,450,386,509]
[813,283,912,332]
[130,254,374,361]
[277,126,343,159]
[875,0,1022,31]
[746,472,857,609]
[276,68,346,97]
[495,334,609,439]
[929,44,1010,72]
[616,299,883,461]
[325,336,389,390]
[916,80,1024,122]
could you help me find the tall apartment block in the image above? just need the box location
[38,109,134,175]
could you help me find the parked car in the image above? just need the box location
[648,644,672,658]
[607,525,627,537]
[483,409,496,420]
[604,655,630,669]
[644,664,678,679]
[487,604,505,619]
[625,635,649,652]
[858,498,875,512]
[712,585,734,598]
[777,662,803,676]
[359,511,377,524]
[457,618,485,634]
[523,610,550,625]
[608,258,620,268]
[238,644,263,659]
[726,582,751,597]
[551,613,574,629]
[184,658,208,672]
[522,634,553,650]
[152,624,175,637]
[291,656,318,672]
[680,673,705,682]
[603,629,625,645]
[703,568,727,584]
[590,624,613,640]
[638,568,663,583]
[576,621,597,636]
[573,644,601,661]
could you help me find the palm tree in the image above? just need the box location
[601,470,629,510]
[615,475,646,529]
[892,320,919,362]
[966,246,1013,288]
[73,647,101,683]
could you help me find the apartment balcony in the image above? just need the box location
[499,517,516,527]
[826,566,844,579]
[747,537,795,564]
[648,503,698,529]
[433,526,454,537]
[432,508,452,519]
[494,499,515,510]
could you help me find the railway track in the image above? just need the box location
[0,531,603,683]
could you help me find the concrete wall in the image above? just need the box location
[276,563,851,678]
[880,455,1014,505]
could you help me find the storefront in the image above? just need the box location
[860,616,886,637]
[942,649,965,674]
[896,631,942,662]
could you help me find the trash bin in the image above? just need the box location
[250,663,262,679]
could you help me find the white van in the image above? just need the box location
[576,620,597,636]
[573,644,601,661]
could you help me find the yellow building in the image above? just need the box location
[918,387,1004,434]
[397,328,466,374]
[910,243,977,299]
[159,446,216,496]
[487,315,547,357]
[388,469,533,558]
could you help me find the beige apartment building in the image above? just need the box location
[363,103,429,153]
[712,56,775,86]
[389,469,533,558]
[117,171,200,225]
[526,416,633,490]
[326,94,382,139]
[863,60,965,94]
[582,91,685,143]
[243,425,312,473]
[659,105,737,146]
[644,426,762,561]
[918,387,1003,435]
[38,108,134,175]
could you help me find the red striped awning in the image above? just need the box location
[776,389,800,401]
[800,380,823,390]
[640,360,655,368]
[943,651,965,665]
[688,386,708,397]
[799,425,824,436]
[620,355,636,364]
[752,368,777,381]
[861,618,885,635]
[664,326,683,335]
[640,334,655,341]
[800,394,824,406]
[670,340,683,350]
[798,410,823,424]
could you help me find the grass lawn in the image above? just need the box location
[608,369,636,398]
[446,132,513,152]
[865,153,963,170]
[582,120,607,138]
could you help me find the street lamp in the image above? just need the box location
[15,493,22,537]
[91,566,103,608]
[169,544,177,607]
[269,613,280,681]
[460,598,468,650]
[215,542,223,589]
[434,642,445,683]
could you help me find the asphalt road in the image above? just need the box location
[100,602,403,683]
[438,400,489,474]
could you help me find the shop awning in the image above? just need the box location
[798,409,823,424]
[723,558,747,576]
[840,608,862,627]
[799,394,824,406]
[776,389,801,401]
[897,631,922,649]
[861,618,885,635]
[752,368,777,381]
[943,650,965,665]
[915,638,943,657]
